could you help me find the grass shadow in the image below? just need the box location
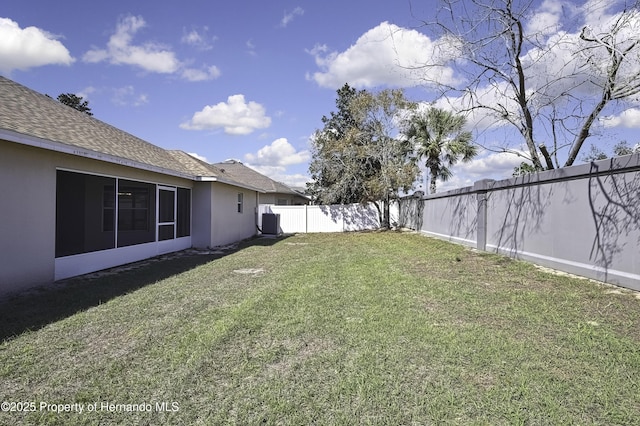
[0,235,288,342]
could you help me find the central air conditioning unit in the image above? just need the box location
[262,213,280,235]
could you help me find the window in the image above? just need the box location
[117,180,155,247]
[276,198,288,206]
[237,192,243,213]
[118,186,150,231]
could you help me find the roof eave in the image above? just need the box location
[195,175,266,193]
[1,128,266,193]
[0,128,197,181]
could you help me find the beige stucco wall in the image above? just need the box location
[0,141,56,294]
[191,181,213,249]
[210,183,258,247]
[0,139,193,296]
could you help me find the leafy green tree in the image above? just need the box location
[512,161,541,177]
[581,144,609,163]
[613,141,637,156]
[581,141,639,163]
[57,93,93,116]
[307,84,365,204]
[402,108,476,194]
[308,84,419,228]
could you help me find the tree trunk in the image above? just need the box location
[381,192,391,229]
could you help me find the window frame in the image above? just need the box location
[157,186,177,241]
[237,192,244,213]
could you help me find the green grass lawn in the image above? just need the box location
[1,232,639,425]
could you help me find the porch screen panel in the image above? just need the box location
[177,188,191,237]
[117,180,156,247]
[56,170,116,257]
[158,188,175,241]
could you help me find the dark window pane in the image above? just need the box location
[159,189,175,223]
[177,188,191,237]
[118,186,150,231]
[103,185,115,232]
[159,224,175,241]
[117,180,155,247]
[103,185,115,208]
[103,209,114,232]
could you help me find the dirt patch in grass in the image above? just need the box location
[233,268,265,275]
[260,336,338,376]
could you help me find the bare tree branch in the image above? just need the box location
[412,0,640,170]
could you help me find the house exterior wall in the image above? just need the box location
[0,141,56,294]
[191,181,213,249]
[202,182,258,247]
[0,139,193,296]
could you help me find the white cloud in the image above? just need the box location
[243,138,312,188]
[246,39,257,56]
[82,15,222,81]
[580,0,619,28]
[181,65,221,82]
[181,27,216,50]
[77,86,96,101]
[247,164,311,188]
[244,138,311,166]
[455,150,529,179]
[602,108,640,128]
[280,7,304,28]
[187,152,208,162]
[83,15,180,73]
[112,85,149,107]
[526,0,564,35]
[0,17,74,74]
[180,94,271,135]
[433,175,475,193]
[307,21,460,89]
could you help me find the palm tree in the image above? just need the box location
[403,108,476,194]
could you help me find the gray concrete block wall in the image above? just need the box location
[402,152,640,291]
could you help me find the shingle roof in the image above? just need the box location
[212,160,301,195]
[0,76,187,174]
[166,150,222,177]
[166,152,264,192]
[0,76,272,194]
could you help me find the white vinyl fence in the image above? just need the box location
[258,203,399,233]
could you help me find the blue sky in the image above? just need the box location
[2,0,640,192]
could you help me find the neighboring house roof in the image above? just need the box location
[167,151,263,192]
[213,160,307,198]
[0,76,259,191]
